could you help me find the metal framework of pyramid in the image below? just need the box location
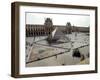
[47,27,70,43]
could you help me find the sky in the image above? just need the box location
[26,12,90,27]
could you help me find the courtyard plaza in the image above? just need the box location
[26,32,89,67]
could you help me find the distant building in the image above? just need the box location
[26,18,89,37]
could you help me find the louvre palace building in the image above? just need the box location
[26,18,89,37]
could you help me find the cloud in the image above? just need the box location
[26,13,90,27]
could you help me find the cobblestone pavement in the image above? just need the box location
[26,32,89,67]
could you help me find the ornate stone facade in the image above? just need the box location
[26,18,89,37]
